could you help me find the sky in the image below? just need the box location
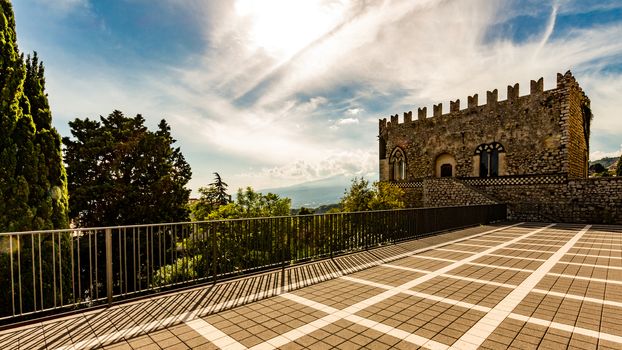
[12,0,622,194]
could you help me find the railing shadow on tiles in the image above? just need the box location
[0,204,506,325]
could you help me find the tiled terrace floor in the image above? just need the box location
[2,222,622,349]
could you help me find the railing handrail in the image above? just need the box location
[0,204,497,236]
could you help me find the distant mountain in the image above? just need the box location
[261,175,358,208]
[590,156,619,169]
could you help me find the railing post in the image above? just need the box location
[105,228,113,306]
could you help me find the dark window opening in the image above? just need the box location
[379,136,387,160]
[490,149,499,177]
[440,164,453,177]
[479,151,488,177]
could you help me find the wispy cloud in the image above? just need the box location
[36,0,90,14]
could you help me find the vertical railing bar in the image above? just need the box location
[31,233,36,311]
[38,233,43,310]
[172,225,177,286]
[123,227,127,295]
[158,225,162,283]
[212,223,217,284]
[132,228,136,293]
[118,227,122,296]
[95,230,99,300]
[58,233,63,307]
[10,235,15,316]
[105,228,112,305]
[52,232,57,308]
[77,232,81,302]
[146,226,151,290]
[137,227,141,291]
[17,235,22,314]
[70,231,75,306]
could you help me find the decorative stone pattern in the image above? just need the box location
[460,174,566,186]
[378,72,590,180]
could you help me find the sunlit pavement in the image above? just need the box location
[2,223,621,349]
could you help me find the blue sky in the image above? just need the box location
[12,0,622,194]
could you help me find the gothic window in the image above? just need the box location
[390,148,406,181]
[475,143,505,177]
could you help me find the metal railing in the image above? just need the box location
[0,204,506,324]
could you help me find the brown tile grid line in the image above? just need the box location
[1,223,521,350]
[180,223,553,349]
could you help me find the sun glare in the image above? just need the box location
[235,0,348,60]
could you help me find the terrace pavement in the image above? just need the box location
[1,222,621,349]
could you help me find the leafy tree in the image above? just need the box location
[369,181,406,210]
[339,177,405,212]
[589,163,606,174]
[340,178,375,212]
[209,187,291,219]
[617,157,621,176]
[63,110,192,226]
[191,172,231,221]
[297,207,314,215]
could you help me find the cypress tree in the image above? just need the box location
[0,1,68,232]
[0,0,36,232]
[1,1,71,318]
[23,52,69,229]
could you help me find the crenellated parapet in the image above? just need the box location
[379,72,580,128]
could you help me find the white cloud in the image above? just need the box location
[230,149,377,190]
[591,145,622,160]
[36,0,90,14]
[336,117,359,125]
[346,107,363,116]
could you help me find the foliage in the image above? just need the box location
[369,181,406,210]
[154,187,291,285]
[339,177,405,212]
[297,207,314,215]
[589,163,606,174]
[63,110,192,226]
[191,172,231,221]
[208,187,291,219]
[152,254,206,286]
[617,157,621,176]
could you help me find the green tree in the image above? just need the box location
[209,187,291,219]
[63,110,192,226]
[339,177,405,212]
[617,157,621,176]
[297,207,314,215]
[23,52,69,229]
[191,172,231,221]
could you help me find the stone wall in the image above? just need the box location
[422,178,498,207]
[471,177,622,224]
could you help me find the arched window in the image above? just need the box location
[390,148,406,181]
[475,143,505,177]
